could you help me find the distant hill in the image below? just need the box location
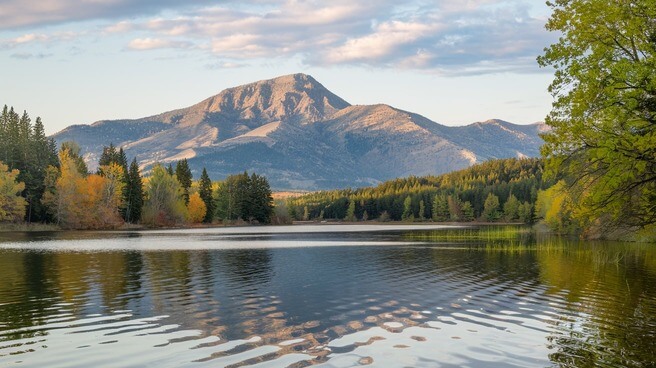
[52,73,545,190]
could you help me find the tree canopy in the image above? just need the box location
[538,0,656,231]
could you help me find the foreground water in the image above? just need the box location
[0,225,654,367]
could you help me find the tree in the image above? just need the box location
[42,149,124,229]
[248,173,274,224]
[175,159,192,205]
[401,195,414,221]
[214,171,273,224]
[538,0,656,231]
[461,201,475,222]
[187,192,207,223]
[0,162,26,222]
[60,141,88,175]
[123,158,144,223]
[418,200,426,221]
[345,200,356,222]
[503,194,520,221]
[447,195,463,221]
[198,168,214,223]
[482,193,501,222]
[142,164,187,226]
[432,194,449,222]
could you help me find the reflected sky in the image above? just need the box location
[0,226,654,367]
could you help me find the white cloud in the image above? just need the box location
[322,21,442,64]
[127,37,192,51]
[1,0,555,76]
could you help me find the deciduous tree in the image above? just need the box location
[538,0,656,230]
[0,162,26,222]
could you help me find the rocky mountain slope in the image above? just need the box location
[52,73,545,190]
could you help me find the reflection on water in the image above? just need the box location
[0,225,655,367]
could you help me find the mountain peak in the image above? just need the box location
[195,73,349,124]
[52,73,544,190]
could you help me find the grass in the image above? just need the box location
[406,225,533,242]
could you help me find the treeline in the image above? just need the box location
[0,106,274,229]
[0,106,59,222]
[287,158,551,223]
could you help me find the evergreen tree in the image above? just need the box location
[198,168,214,223]
[432,194,449,222]
[447,195,463,221]
[98,143,118,170]
[60,142,88,175]
[123,158,144,223]
[462,201,475,222]
[503,194,521,221]
[248,173,274,224]
[402,196,414,221]
[175,159,192,205]
[418,199,425,221]
[345,200,356,222]
[483,193,501,222]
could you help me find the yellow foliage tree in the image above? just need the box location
[536,181,578,234]
[0,162,26,222]
[187,192,207,223]
[43,151,125,229]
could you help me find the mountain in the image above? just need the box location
[52,73,546,190]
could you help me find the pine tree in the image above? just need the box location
[123,158,144,223]
[175,159,192,205]
[401,196,414,221]
[483,193,501,222]
[198,168,214,223]
[248,173,273,224]
[345,200,356,222]
[432,194,449,222]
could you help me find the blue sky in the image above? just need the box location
[0,0,556,135]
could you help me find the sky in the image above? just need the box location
[0,0,557,135]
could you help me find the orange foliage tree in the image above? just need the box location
[187,192,207,223]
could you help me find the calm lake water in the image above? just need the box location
[0,225,654,367]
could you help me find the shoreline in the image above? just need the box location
[0,220,529,233]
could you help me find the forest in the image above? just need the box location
[287,158,551,224]
[0,106,274,229]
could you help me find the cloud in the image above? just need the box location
[10,52,53,59]
[0,0,215,30]
[1,0,555,76]
[127,37,193,51]
[0,31,80,49]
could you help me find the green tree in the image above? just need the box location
[198,168,214,223]
[345,200,356,222]
[247,173,274,224]
[123,158,144,223]
[461,201,475,222]
[447,195,463,221]
[402,195,414,221]
[538,0,656,231]
[142,164,187,226]
[432,194,449,222]
[175,159,192,205]
[0,162,26,222]
[418,199,426,221]
[482,193,501,222]
[503,194,520,221]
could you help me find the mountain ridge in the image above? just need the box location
[52,73,545,190]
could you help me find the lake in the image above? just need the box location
[0,225,654,367]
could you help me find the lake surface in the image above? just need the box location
[0,225,654,367]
